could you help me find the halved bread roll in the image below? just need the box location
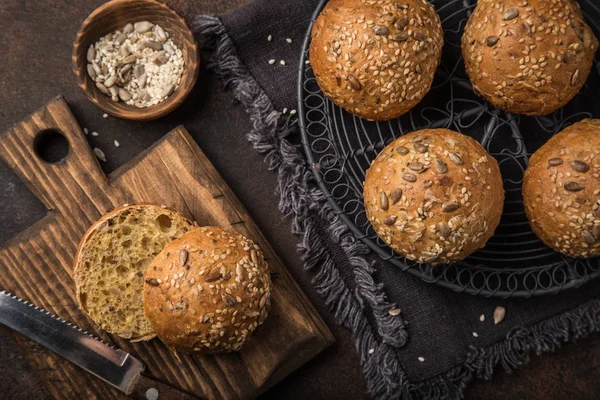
[73,204,195,341]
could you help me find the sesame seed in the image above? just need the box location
[368,348,375,354]
[480,314,485,322]
[267,35,272,42]
[286,38,292,44]
[418,357,425,362]
[268,59,275,65]
[473,332,479,337]
[102,113,108,118]
[282,108,288,114]
[91,131,99,137]
[289,109,297,115]
[83,128,89,134]
[114,140,120,147]
[280,60,286,66]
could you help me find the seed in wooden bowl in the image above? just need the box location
[86,21,184,108]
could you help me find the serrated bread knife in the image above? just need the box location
[0,290,199,400]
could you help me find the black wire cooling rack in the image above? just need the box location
[298,0,600,298]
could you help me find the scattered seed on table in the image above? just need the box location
[114,140,120,147]
[83,128,89,134]
[268,59,275,65]
[102,113,108,118]
[479,314,485,322]
[93,147,107,162]
[472,332,479,338]
[267,35,272,41]
[282,108,288,114]
[286,38,292,43]
[418,357,425,362]
[91,131,99,137]
[280,60,286,66]
[289,109,297,115]
[368,348,375,354]
[493,306,506,325]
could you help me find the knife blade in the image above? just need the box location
[0,290,199,400]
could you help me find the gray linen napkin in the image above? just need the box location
[194,0,600,398]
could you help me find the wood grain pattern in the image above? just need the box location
[0,97,334,400]
[72,0,200,120]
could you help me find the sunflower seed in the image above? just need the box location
[502,8,519,21]
[448,152,463,165]
[486,36,499,47]
[388,308,401,316]
[394,17,408,30]
[259,293,269,309]
[437,222,451,237]
[204,272,221,282]
[120,45,131,58]
[104,74,117,88]
[564,181,585,192]
[118,88,131,102]
[548,158,563,166]
[414,32,426,41]
[87,45,96,63]
[87,64,97,80]
[493,306,505,324]
[408,161,426,173]
[134,21,154,33]
[222,293,237,307]
[434,158,448,174]
[96,81,109,95]
[594,224,600,238]
[145,278,159,286]
[571,160,589,173]
[115,33,127,44]
[133,64,145,79]
[413,143,428,153]
[442,202,460,212]
[390,32,409,42]
[123,23,134,34]
[138,73,147,88]
[402,173,417,183]
[571,69,581,87]
[373,25,389,35]
[93,147,107,163]
[583,230,596,245]
[396,146,409,155]
[122,55,137,64]
[411,134,426,143]
[348,74,362,90]
[383,215,397,225]
[92,60,101,74]
[144,40,163,51]
[155,25,167,42]
[390,188,402,204]
[179,249,189,266]
[162,84,175,97]
[380,192,389,210]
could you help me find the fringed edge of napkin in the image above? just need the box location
[193,15,600,400]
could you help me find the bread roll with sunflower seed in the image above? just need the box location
[523,119,600,257]
[74,204,195,341]
[363,129,504,264]
[462,0,598,116]
[143,226,271,353]
[310,0,443,121]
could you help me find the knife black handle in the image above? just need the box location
[131,374,203,400]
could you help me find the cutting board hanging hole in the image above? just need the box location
[34,129,69,164]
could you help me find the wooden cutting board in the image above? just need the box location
[0,97,333,400]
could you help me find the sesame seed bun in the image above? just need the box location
[523,119,600,257]
[309,0,444,121]
[363,129,504,264]
[143,227,271,353]
[462,0,598,116]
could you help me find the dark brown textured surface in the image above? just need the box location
[0,1,599,400]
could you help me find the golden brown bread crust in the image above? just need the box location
[73,203,194,342]
[523,119,600,257]
[310,0,443,121]
[363,128,504,264]
[143,227,271,354]
[462,0,598,116]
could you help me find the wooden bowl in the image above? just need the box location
[72,0,199,120]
